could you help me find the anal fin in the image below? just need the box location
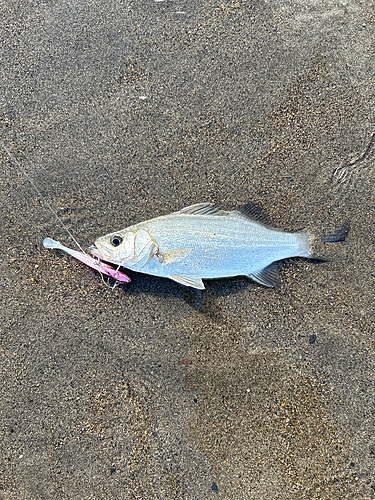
[248,261,281,289]
[168,274,205,290]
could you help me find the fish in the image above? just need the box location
[88,203,349,290]
[43,238,131,282]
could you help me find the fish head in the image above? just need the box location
[89,227,158,267]
[89,229,136,264]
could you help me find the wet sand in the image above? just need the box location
[1,1,375,498]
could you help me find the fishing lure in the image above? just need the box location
[43,238,130,282]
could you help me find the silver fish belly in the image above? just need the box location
[89,203,316,290]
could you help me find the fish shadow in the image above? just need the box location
[113,257,326,303]
[114,269,257,305]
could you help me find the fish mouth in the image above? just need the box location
[88,244,100,257]
[88,244,118,265]
[88,244,108,260]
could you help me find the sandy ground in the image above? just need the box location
[1,0,375,498]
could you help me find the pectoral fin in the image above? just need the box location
[248,262,281,288]
[168,274,205,290]
[159,248,191,263]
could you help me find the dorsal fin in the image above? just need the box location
[177,203,227,216]
[231,201,273,225]
[176,201,276,226]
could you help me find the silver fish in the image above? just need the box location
[89,203,348,290]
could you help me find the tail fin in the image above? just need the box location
[321,223,350,243]
[305,223,350,261]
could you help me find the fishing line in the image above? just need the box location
[1,140,125,289]
[1,140,88,254]
[0,141,124,289]
[100,272,121,290]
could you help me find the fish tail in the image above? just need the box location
[321,222,350,243]
[306,222,350,260]
[298,231,315,258]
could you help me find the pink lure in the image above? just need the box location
[43,237,131,282]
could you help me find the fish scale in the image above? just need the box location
[137,215,307,276]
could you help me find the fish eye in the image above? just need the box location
[110,235,123,247]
